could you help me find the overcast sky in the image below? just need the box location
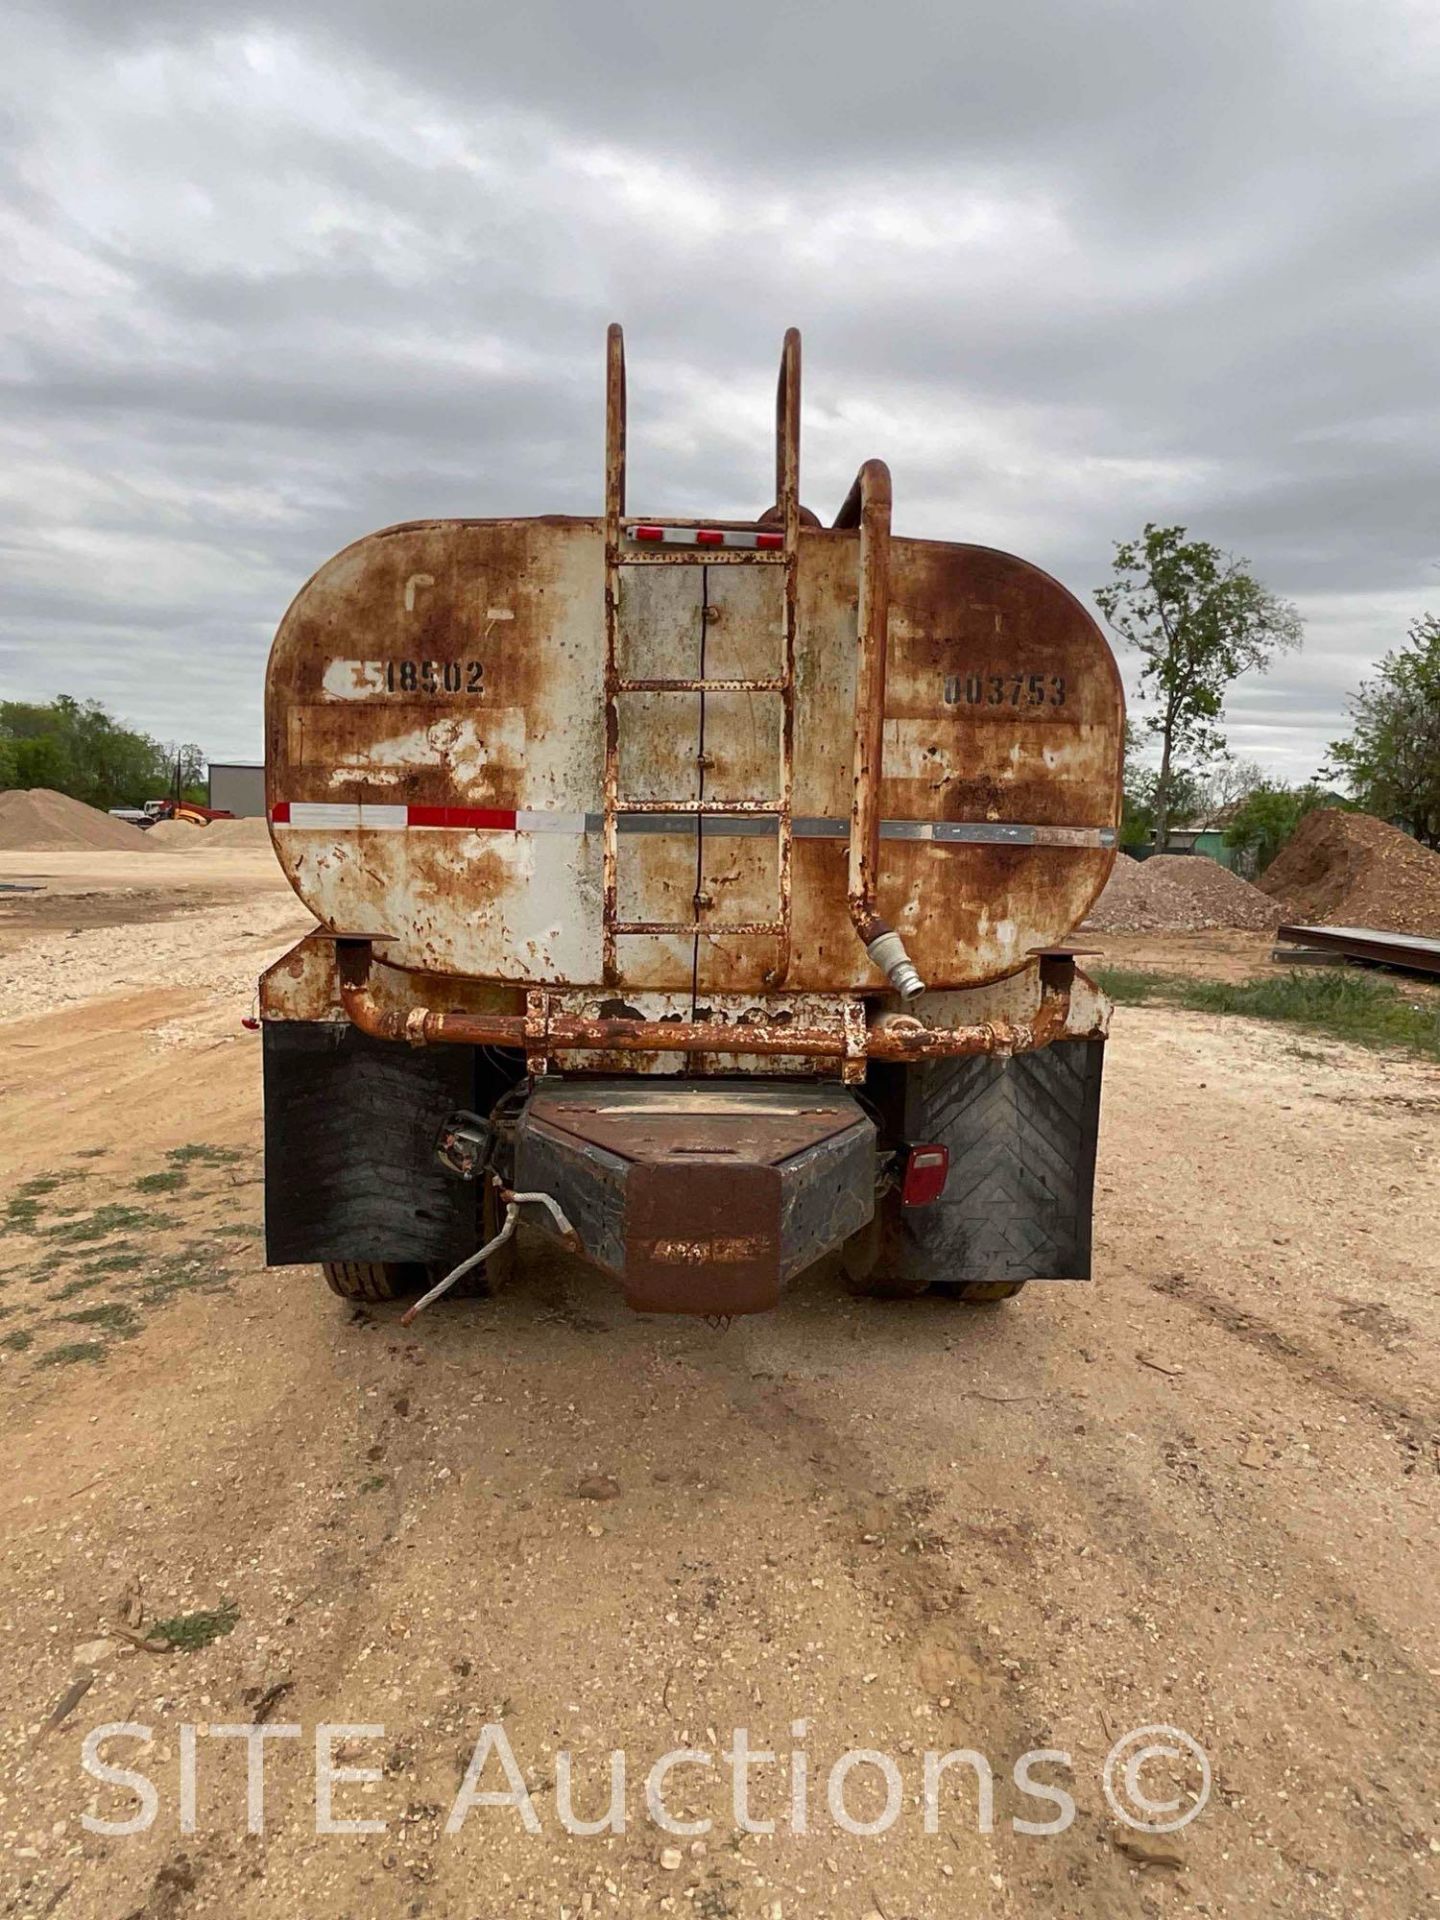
[3,0,1437,779]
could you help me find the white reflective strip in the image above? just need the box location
[279,802,409,830]
[517,810,589,833]
[284,802,360,829]
[274,804,1115,847]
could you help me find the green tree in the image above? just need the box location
[1120,723,1202,850]
[1223,780,1330,875]
[0,697,180,812]
[1096,525,1302,851]
[1327,616,1440,848]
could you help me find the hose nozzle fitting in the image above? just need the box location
[865,929,926,1002]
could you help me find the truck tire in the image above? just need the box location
[933,1279,1027,1305]
[322,1261,425,1301]
[842,1211,1027,1304]
[841,1212,928,1298]
[321,1255,504,1303]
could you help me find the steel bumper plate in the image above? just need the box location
[514,1080,875,1314]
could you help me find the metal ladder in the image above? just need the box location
[601,324,801,989]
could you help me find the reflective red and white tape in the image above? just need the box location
[270,803,1115,848]
[627,524,784,550]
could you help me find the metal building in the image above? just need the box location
[207,762,266,818]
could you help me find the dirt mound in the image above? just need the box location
[1146,854,1284,930]
[0,788,154,854]
[197,815,272,848]
[145,815,270,850]
[1082,854,1218,933]
[1258,810,1440,937]
[166,810,272,848]
[144,817,207,848]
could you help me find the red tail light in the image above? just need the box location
[901,1144,949,1206]
[695,527,725,546]
[755,529,784,549]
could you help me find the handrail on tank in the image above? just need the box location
[605,321,626,541]
[835,460,925,1002]
[775,327,801,547]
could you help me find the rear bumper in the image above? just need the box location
[514,1081,875,1315]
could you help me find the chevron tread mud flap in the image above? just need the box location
[892,1035,1105,1287]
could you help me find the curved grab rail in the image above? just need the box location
[836,459,924,1000]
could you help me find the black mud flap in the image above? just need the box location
[879,1036,1105,1287]
[263,1023,495,1268]
[514,1080,875,1315]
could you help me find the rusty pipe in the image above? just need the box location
[337,960,1072,1064]
[836,460,924,1002]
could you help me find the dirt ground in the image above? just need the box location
[0,852,1436,1919]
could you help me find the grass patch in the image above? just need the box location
[358,1474,388,1494]
[54,1274,109,1301]
[6,1173,86,1228]
[133,1169,188,1195]
[15,1173,81,1199]
[59,1301,140,1337]
[72,1147,107,1160]
[167,1144,245,1168]
[2,1329,34,1352]
[1093,966,1440,1059]
[43,1205,176,1245]
[209,1223,263,1240]
[36,1341,107,1368]
[135,1247,230,1306]
[80,1247,147,1276]
[149,1601,239,1652]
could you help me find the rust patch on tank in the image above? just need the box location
[266,482,1120,993]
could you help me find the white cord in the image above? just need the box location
[399,1204,518,1326]
[506,1190,576,1237]
[397,1191,578,1327]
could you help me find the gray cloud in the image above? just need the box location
[2,0,1437,771]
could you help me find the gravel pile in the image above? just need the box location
[1082,854,1218,933]
[0,788,154,853]
[144,817,207,847]
[198,816,273,848]
[147,815,271,849]
[1145,855,1284,930]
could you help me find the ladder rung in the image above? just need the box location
[616,677,787,695]
[614,800,784,816]
[612,921,786,938]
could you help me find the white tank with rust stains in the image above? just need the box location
[265,515,1123,993]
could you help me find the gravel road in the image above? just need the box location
[0,856,1435,1918]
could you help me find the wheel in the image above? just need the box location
[321,1185,513,1306]
[933,1279,1027,1305]
[840,1208,929,1299]
[841,1202,1028,1304]
[321,1261,427,1302]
